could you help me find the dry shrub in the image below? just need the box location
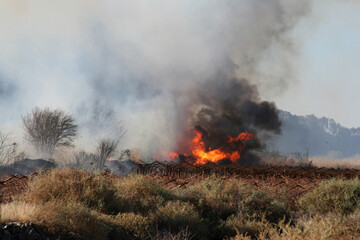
[152,228,194,240]
[1,200,109,240]
[114,174,175,214]
[239,189,290,224]
[299,178,360,215]
[230,212,360,240]
[112,212,152,239]
[229,235,252,240]
[185,176,247,220]
[154,200,206,239]
[220,189,290,240]
[13,171,360,239]
[262,213,360,240]
[34,200,108,240]
[16,168,120,213]
[222,215,267,239]
[220,190,290,240]
[181,177,289,239]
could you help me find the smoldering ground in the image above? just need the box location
[0,0,309,159]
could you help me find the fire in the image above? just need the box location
[152,152,180,162]
[190,129,257,165]
[228,131,261,142]
[168,152,179,161]
[162,128,259,164]
[107,157,116,161]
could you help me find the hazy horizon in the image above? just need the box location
[0,0,358,160]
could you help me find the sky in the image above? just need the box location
[0,0,360,157]
[268,0,360,128]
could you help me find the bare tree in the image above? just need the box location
[71,119,126,170]
[0,131,26,165]
[22,107,78,160]
[73,150,97,168]
[93,120,126,171]
[95,138,118,170]
[0,131,14,165]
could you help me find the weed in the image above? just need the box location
[16,168,120,214]
[114,174,175,214]
[299,178,360,215]
[154,200,206,238]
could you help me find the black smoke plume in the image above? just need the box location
[187,76,281,164]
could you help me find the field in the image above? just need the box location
[1,163,360,239]
[137,161,360,204]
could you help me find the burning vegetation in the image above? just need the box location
[1,77,282,169]
[191,128,259,165]
[157,77,280,166]
[167,127,260,165]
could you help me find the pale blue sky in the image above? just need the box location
[271,0,360,128]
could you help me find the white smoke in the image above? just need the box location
[0,0,309,158]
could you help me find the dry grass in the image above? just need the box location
[3,168,360,239]
[113,212,152,239]
[184,175,248,221]
[1,200,109,240]
[239,190,290,224]
[113,174,175,214]
[232,212,360,240]
[223,216,267,239]
[15,167,120,213]
[1,201,37,223]
[299,178,360,215]
[154,200,207,238]
[311,154,360,169]
[152,228,195,240]
[34,201,108,240]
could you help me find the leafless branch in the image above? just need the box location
[22,107,78,160]
[73,150,97,168]
[96,138,118,170]
[0,131,17,165]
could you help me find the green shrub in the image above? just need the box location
[154,200,207,238]
[16,168,120,214]
[299,178,360,215]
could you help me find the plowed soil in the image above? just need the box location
[137,162,360,205]
[1,163,360,205]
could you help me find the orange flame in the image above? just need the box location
[191,129,257,165]
[168,152,179,161]
[228,131,261,143]
[107,157,116,161]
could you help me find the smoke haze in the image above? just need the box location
[0,0,309,158]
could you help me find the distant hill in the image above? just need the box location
[264,110,360,158]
